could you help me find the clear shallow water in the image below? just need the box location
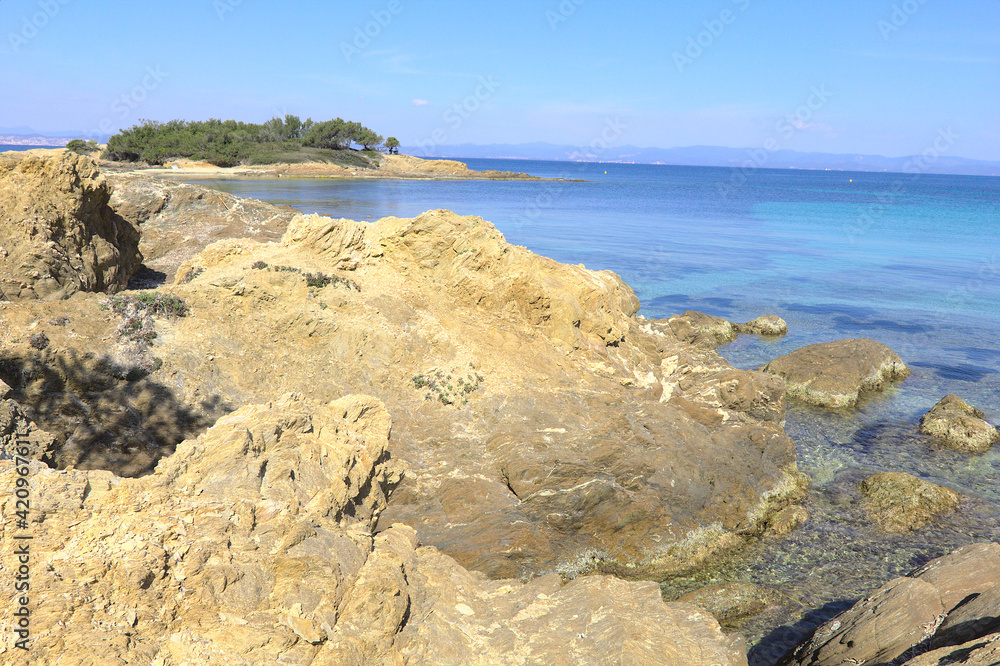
[178,160,1000,663]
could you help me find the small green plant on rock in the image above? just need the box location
[99,291,188,378]
[411,363,484,406]
[249,261,360,291]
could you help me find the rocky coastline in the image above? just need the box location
[1,151,997,664]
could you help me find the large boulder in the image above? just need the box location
[0,152,141,300]
[859,471,960,532]
[920,394,999,454]
[780,543,1000,666]
[759,338,911,408]
[151,208,807,582]
[0,394,746,665]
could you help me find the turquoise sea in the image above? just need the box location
[178,159,999,663]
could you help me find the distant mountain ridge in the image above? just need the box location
[402,142,1000,177]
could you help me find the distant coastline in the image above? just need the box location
[0,137,70,147]
[1,142,67,150]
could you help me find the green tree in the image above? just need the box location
[384,137,400,154]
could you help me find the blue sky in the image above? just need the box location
[2,0,998,160]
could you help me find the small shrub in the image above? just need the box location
[251,263,360,291]
[66,139,100,154]
[29,333,49,350]
[411,365,484,406]
[99,291,187,378]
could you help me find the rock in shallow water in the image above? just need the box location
[779,543,1000,666]
[759,338,910,408]
[859,471,960,533]
[920,394,999,454]
[737,314,789,337]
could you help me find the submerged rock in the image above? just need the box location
[677,581,779,627]
[667,311,788,347]
[737,314,789,337]
[780,543,1000,666]
[759,338,910,408]
[859,471,960,533]
[920,394,999,454]
[0,152,142,300]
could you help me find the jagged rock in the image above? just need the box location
[759,338,911,408]
[0,395,746,665]
[737,314,788,337]
[153,210,807,582]
[780,543,1000,666]
[107,173,299,283]
[667,310,739,346]
[904,635,1000,665]
[0,152,141,300]
[859,471,960,532]
[0,399,57,462]
[931,585,1000,648]
[920,394,999,454]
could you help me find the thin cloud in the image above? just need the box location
[412,99,430,106]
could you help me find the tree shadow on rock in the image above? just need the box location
[0,347,230,477]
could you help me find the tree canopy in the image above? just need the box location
[105,116,389,167]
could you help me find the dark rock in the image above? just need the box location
[759,338,910,408]
[781,543,1000,666]
[931,584,1000,649]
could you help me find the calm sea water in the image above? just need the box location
[0,144,62,151]
[177,159,1000,663]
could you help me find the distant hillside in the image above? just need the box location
[402,142,1000,177]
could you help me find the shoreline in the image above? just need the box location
[2,147,579,181]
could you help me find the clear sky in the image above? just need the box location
[2,0,998,160]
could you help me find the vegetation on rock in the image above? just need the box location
[104,115,390,167]
[250,261,360,291]
[412,365,484,405]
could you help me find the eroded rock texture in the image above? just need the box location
[0,153,141,300]
[0,395,746,665]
